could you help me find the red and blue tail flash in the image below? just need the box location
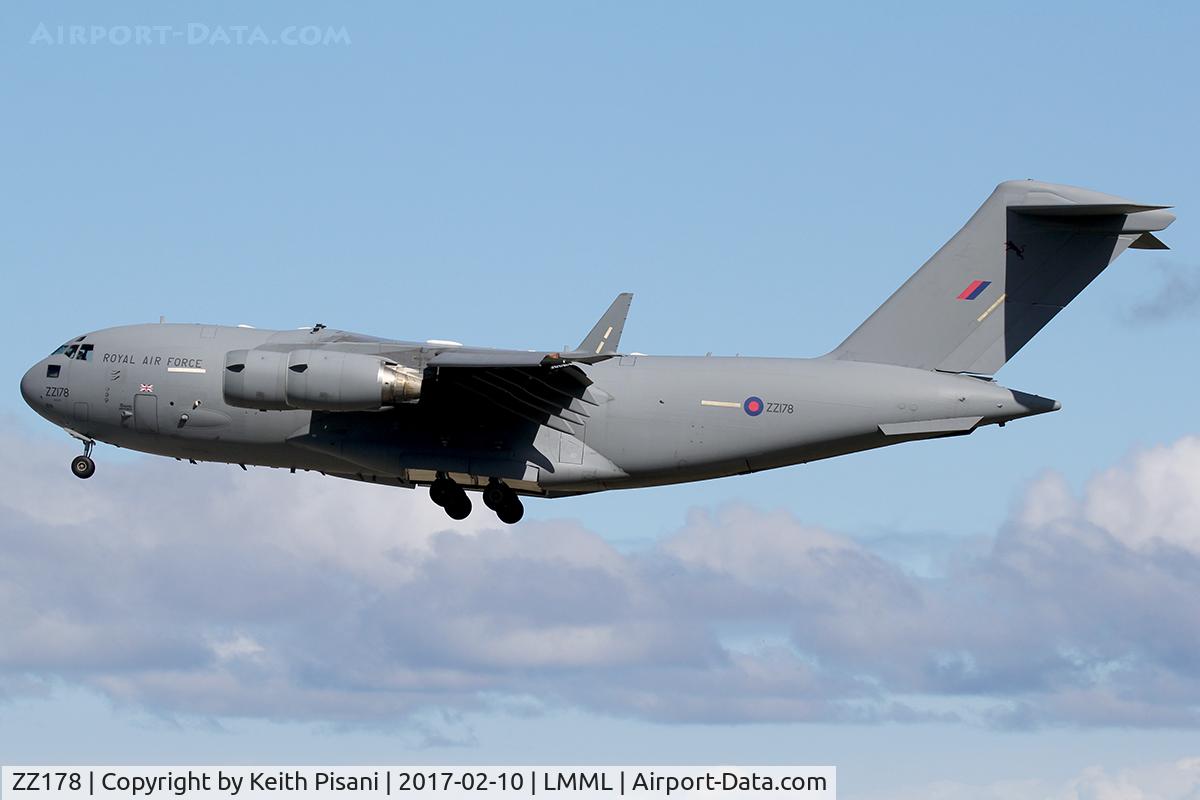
[957,279,992,300]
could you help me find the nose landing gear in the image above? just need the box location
[71,437,96,479]
[483,478,524,525]
[71,455,95,479]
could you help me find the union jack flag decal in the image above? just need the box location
[139,384,154,393]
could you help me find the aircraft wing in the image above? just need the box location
[427,349,607,368]
[419,294,632,435]
[426,292,634,369]
[424,358,600,436]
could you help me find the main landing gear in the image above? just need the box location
[483,478,524,525]
[430,474,472,520]
[429,475,525,524]
[71,438,96,479]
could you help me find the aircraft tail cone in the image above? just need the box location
[1010,389,1062,416]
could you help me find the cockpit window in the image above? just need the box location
[75,344,94,361]
[52,336,88,357]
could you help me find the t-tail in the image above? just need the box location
[827,180,1175,375]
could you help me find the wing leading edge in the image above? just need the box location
[426,292,634,369]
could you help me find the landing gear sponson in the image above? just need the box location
[429,474,524,524]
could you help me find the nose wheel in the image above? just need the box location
[71,455,95,479]
[71,438,96,479]
[483,478,524,525]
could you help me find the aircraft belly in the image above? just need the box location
[288,421,624,492]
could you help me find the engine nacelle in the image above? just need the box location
[283,349,422,410]
[224,348,422,411]
[223,349,290,410]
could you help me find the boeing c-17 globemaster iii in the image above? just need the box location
[20,180,1175,523]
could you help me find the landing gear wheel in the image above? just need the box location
[496,498,524,525]
[71,455,95,479]
[482,479,508,511]
[430,476,454,507]
[483,478,524,524]
[445,495,472,520]
[432,474,472,519]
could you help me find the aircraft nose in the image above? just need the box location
[20,363,40,409]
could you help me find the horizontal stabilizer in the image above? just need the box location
[1013,203,1171,217]
[1130,232,1169,250]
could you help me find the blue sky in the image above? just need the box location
[2,1,1200,797]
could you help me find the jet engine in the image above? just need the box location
[223,348,422,411]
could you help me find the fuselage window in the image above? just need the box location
[46,364,61,378]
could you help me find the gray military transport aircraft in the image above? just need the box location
[20,180,1175,524]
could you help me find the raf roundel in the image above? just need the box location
[743,396,764,416]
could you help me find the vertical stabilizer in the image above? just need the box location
[828,180,1175,374]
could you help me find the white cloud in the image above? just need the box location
[210,635,266,663]
[1082,436,1200,553]
[2,421,1200,729]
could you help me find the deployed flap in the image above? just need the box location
[420,293,635,432]
[828,180,1175,375]
[425,362,597,437]
[577,293,633,356]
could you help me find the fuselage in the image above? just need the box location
[19,323,1058,498]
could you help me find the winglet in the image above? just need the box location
[576,293,633,355]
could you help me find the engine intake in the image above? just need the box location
[224,348,421,411]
